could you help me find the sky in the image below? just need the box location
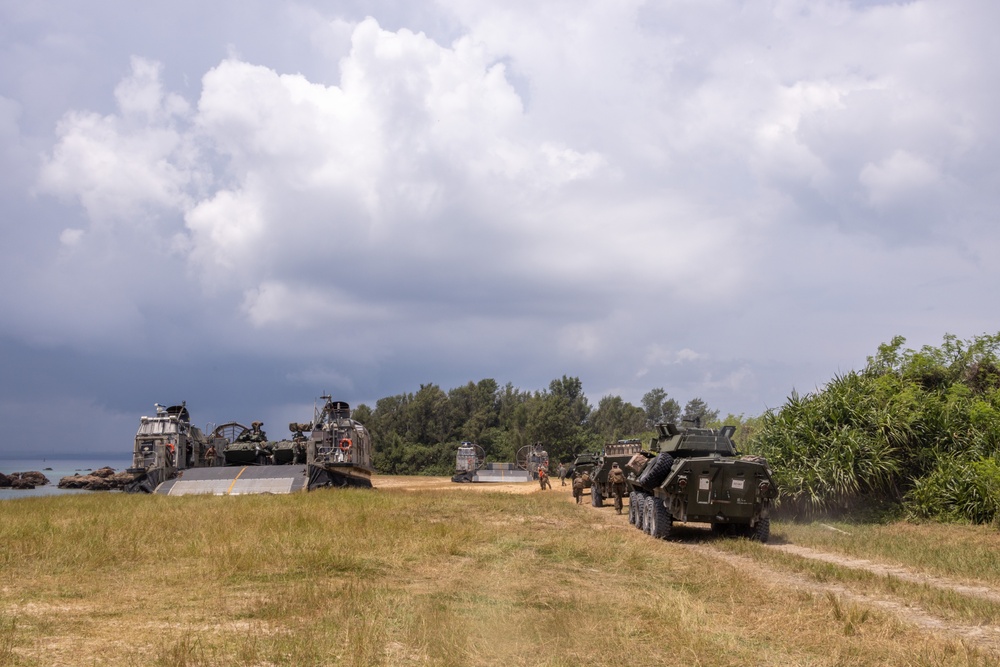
[1,0,998,458]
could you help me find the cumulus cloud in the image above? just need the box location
[37,58,202,229]
[859,149,943,207]
[4,0,999,452]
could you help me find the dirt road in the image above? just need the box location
[376,474,1000,653]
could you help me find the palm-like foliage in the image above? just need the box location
[747,333,1000,523]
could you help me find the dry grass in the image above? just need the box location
[771,520,1000,586]
[0,482,997,666]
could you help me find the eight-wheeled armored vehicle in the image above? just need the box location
[627,422,777,541]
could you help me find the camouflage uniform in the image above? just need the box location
[557,463,567,486]
[538,468,551,490]
[572,474,584,504]
[608,463,627,514]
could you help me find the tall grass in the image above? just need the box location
[1,489,997,666]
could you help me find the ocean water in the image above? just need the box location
[0,457,132,501]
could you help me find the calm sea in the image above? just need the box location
[0,457,132,501]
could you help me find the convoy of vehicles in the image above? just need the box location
[120,400,778,541]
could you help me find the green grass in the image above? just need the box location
[1,489,998,666]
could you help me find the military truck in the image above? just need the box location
[590,440,643,507]
[627,422,777,542]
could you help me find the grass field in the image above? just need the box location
[1,478,999,666]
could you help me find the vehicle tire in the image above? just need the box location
[592,484,604,508]
[643,495,656,535]
[750,517,770,543]
[636,453,674,490]
[628,492,637,525]
[650,497,673,539]
[635,493,647,530]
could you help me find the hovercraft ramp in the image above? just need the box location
[155,465,308,496]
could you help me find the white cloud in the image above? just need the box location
[859,149,942,208]
[59,228,84,246]
[37,57,199,225]
[637,346,709,376]
[5,0,1000,434]
[240,280,389,329]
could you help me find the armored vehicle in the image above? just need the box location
[590,440,643,507]
[125,403,226,493]
[221,421,274,465]
[569,452,599,488]
[627,423,777,542]
[212,421,307,466]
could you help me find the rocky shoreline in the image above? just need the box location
[0,466,136,491]
[0,470,50,489]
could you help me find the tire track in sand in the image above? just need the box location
[586,500,1000,655]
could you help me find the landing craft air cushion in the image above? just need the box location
[125,397,373,495]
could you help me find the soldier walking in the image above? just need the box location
[557,463,567,486]
[538,466,552,490]
[572,472,584,504]
[608,462,627,514]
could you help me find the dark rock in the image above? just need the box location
[109,471,138,488]
[83,476,112,491]
[2,471,49,488]
[90,466,117,479]
[59,470,135,491]
[58,474,88,489]
[14,471,50,486]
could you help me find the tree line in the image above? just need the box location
[354,376,722,476]
[353,332,1000,525]
[743,333,1000,525]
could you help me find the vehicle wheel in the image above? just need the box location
[635,493,647,530]
[628,492,637,525]
[643,495,656,535]
[591,484,604,508]
[650,497,673,539]
[636,453,674,489]
[750,517,770,543]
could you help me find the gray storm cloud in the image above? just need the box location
[1,1,999,455]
